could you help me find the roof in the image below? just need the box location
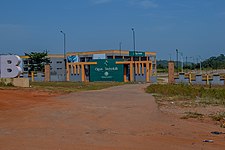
[67,50,156,56]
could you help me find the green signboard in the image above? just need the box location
[129,51,145,57]
[90,59,124,82]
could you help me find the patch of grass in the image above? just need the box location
[211,112,225,121]
[31,82,125,93]
[0,80,14,87]
[146,84,225,106]
[181,112,204,119]
[211,112,225,128]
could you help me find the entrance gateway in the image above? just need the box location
[66,50,156,82]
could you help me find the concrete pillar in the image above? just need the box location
[44,64,50,82]
[130,62,134,82]
[66,63,70,81]
[135,63,138,74]
[168,61,175,84]
[206,74,209,85]
[189,73,192,84]
[81,64,85,82]
[146,62,150,82]
[31,71,34,82]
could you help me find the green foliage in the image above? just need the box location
[211,112,225,121]
[146,84,225,105]
[25,51,50,73]
[202,54,225,69]
[157,60,168,69]
[157,54,225,71]
[31,82,125,93]
[0,79,14,87]
[146,84,198,98]
[181,112,204,119]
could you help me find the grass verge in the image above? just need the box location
[146,84,225,127]
[180,112,204,119]
[146,84,225,106]
[31,82,125,93]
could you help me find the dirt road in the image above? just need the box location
[0,84,224,150]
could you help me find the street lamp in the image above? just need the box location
[176,49,179,74]
[119,42,122,56]
[198,55,202,74]
[60,30,66,80]
[179,52,184,73]
[132,28,136,82]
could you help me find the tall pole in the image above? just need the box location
[119,42,122,56]
[199,56,202,74]
[180,52,183,73]
[132,28,136,82]
[176,49,179,74]
[186,56,188,73]
[60,31,66,80]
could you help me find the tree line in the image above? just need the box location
[157,54,225,70]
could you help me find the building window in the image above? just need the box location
[57,61,62,64]
[23,60,28,64]
[57,68,62,70]
[107,56,113,59]
[124,56,131,61]
[80,57,85,62]
[141,57,147,61]
[86,57,92,62]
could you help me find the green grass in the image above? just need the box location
[0,82,13,87]
[146,84,225,106]
[181,112,204,119]
[211,112,225,121]
[31,81,125,93]
[210,112,225,128]
[0,79,14,87]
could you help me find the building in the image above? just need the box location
[66,50,157,82]
[20,54,66,81]
[21,50,157,82]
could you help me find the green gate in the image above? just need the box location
[90,59,124,82]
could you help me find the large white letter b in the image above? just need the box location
[0,55,22,78]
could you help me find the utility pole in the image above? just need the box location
[176,49,179,74]
[132,28,136,82]
[60,31,66,80]
[180,52,184,73]
[199,56,202,74]
[119,42,122,56]
[186,56,188,73]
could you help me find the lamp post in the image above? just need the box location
[198,56,202,74]
[119,42,122,56]
[60,31,66,80]
[176,49,179,74]
[132,28,136,82]
[180,52,184,73]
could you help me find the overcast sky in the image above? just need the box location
[0,0,225,60]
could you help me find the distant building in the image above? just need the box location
[20,49,157,82]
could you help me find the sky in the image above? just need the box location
[0,0,225,61]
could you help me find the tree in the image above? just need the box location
[202,54,225,69]
[25,51,50,74]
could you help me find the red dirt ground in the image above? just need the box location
[0,84,225,150]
